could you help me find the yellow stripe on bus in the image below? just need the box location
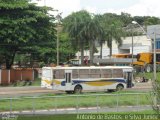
[43,80,52,84]
[85,81,115,86]
[53,80,61,85]
[43,79,61,85]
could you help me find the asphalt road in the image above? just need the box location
[0,86,60,98]
[0,82,152,98]
[0,82,153,115]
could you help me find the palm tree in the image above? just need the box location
[100,15,126,57]
[82,15,104,65]
[63,10,91,65]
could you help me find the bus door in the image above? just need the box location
[124,72,132,88]
[65,70,72,90]
[123,69,133,88]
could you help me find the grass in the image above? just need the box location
[0,93,151,112]
[135,72,160,81]
[16,110,158,120]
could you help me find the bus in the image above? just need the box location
[41,66,133,93]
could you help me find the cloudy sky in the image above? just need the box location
[32,0,160,18]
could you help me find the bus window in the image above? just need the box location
[72,69,79,79]
[101,69,112,78]
[79,69,89,78]
[90,69,101,78]
[54,70,64,79]
[112,69,123,78]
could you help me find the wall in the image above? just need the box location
[0,69,35,85]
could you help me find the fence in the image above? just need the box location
[0,69,35,85]
[0,93,152,114]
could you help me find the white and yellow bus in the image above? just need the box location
[41,66,133,93]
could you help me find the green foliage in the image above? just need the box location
[59,32,76,62]
[0,0,56,68]
[63,10,93,65]
[0,93,149,112]
[98,14,126,56]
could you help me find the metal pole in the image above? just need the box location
[32,97,35,115]
[131,29,134,66]
[54,97,57,113]
[153,32,157,82]
[96,95,99,113]
[153,31,157,108]
[136,94,139,111]
[10,98,12,114]
[44,0,46,6]
[76,96,79,113]
[57,25,59,66]
[116,94,119,112]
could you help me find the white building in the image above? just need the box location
[76,35,152,59]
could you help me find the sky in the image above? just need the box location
[32,0,160,18]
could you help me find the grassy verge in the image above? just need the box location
[135,72,160,81]
[0,93,150,112]
[16,110,158,120]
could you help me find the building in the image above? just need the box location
[75,25,160,65]
[147,25,160,51]
[76,35,152,59]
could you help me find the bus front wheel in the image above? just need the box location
[116,84,124,91]
[74,85,82,94]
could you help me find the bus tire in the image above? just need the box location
[116,84,124,91]
[74,85,82,94]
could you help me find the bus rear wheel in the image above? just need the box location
[116,84,124,91]
[74,85,82,94]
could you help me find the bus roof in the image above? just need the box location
[42,66,133,70]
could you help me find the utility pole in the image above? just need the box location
[57,26,59,66]
[153,31,157,82]
[44,0,46,6]
[56,13,62,66]
[131,28,134,66]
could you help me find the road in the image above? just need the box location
[0,82,153,98]
[0,86,61,98]
[0,82,153,115]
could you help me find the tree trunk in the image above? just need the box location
[80,41,84,66]
[109,38,112,58]
[5,48,16,69]
[89,40,94,65]
[100,40,103,59]
[110,39,112,57]
[5,52,16,69]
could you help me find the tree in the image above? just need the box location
[63,10,91,65]
[119,12,132,27]
[144,17,160,25]
[0,0,56,69]
[100,14,126,57]
[82,14,103,65]
[59,32,76,62]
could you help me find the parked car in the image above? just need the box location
[63,59,81,66]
